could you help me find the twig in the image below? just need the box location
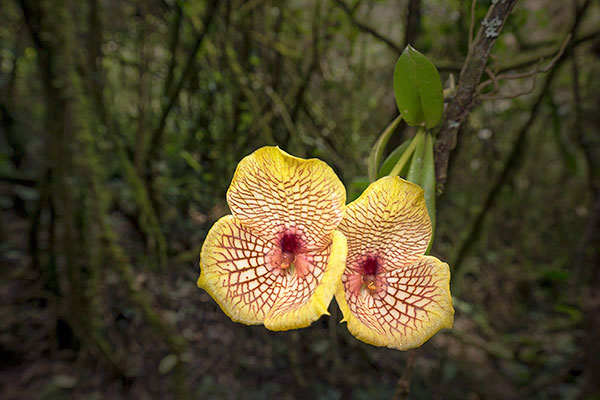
[477,33,571,99]
[452,61,560,273]
[434,0,518,190]
[163,3,183,96]
[332,0,401,53]
[404,0,422,46]
[264,84,299,143]
[486,34,570,85]
[499,27,599,72]
[468,0,477,51]
[289,0,324,125]
[434,28,599,74]
[515,352,583,398]
[393,351,417,400]
[0,173,36,186]
[484,67,499,93]
[478,61,541,100]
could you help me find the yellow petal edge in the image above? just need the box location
[197,215,266,325]
[335,255,454,350]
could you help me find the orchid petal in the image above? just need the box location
[336,256,453,350]
[339,176,432,274]
[227,146,346,251]
[199,215,347,330]
[198,215,282,325]
[336,176,453,350]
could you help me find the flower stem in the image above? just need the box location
[389,127,425,177]
[368,114,403,182]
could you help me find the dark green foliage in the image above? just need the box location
[0,0,599,399]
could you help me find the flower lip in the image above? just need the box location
[278,231,304,270]
[361,274,377,290]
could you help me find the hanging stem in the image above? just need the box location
[367,114,403,182]
[389,127,425,177]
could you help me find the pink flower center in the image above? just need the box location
[362,256,379,275]
[279,233,299,269]
[360,256,381,291]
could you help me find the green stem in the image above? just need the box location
[389,127,424,177]
[367,114,403,182]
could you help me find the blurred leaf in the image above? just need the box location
[540,268,569,282]
[52,375,77,389]
[14,185,39,201]
[180,150,202,172]
[159,354,179,375]
[555,304,582,323]
[393,45,443,128]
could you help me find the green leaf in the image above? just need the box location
[367,115,403,182]
[377,139,411,178]
[405,132,436,253]
[423,133,437,251]
[393,45,443,128]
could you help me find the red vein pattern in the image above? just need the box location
[200,216,284,323]
[199,216,342,329]
[227,147,345,251]
[339,178,431,275]
[336,177,453,350]
[199,147,348,330]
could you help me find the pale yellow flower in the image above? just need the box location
[335,176,454,350]
[198,147,347,330]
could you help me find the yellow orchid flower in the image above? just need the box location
[335,176,454,350]
[198,146,347,331]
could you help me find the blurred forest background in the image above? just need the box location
[1,0,599,399]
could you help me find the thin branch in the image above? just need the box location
[163,3,183,96]
[434,0,518,190]
[451,0,593,273]
[500,26,599,72]
[264,84,299,142]
[477,33,571,99]
[434,27,599,75]
[468,0,477,51]
[478,61,541,100]
[404,0,422,46]
[332,0,401,53]
[393,351,417,400]
[290,0,323,124]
